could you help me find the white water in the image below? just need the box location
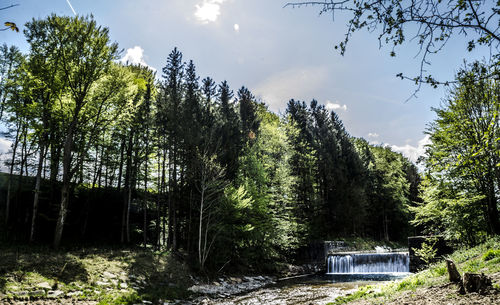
[326,252,409,274]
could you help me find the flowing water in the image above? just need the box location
[327,252,410,274]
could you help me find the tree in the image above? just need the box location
[286,0,500,91]
[217,80,241,179]
[24,15,119,248]
[194,152,226,270]
[160,47,184,250]
[419,62,500,238]
[0,44,24,226]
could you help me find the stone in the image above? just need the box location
[102,271,117,279]
[120,282,128,289]
[36,282,52,290]
[96,280,110,286]
[29,290,45,297]
[47,290,65,298]
[13,291,28,296]
[67,291,83,297]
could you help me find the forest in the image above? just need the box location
[0,14,498,274]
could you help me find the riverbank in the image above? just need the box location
[0,245,194,304]
[328,237,500,304]
[0,245,306,305]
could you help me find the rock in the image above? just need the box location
[111,279,119,286]
[36,282,52,290]
[47,290,65,298]
[445,259,462,283]
[13,291,28,296]
[463,272,492,294]
[102,271,117,279]
[142,301,153,305]
[29,289,45,297]
[120,282,128,289]
[67,291,83,297]
[96,280,110,286]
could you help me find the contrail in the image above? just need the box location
[65,0,77,15]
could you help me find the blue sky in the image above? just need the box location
[0,0,492,162]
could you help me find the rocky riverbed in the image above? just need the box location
[165,275,387,305]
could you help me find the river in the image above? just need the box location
[205,274,409,305]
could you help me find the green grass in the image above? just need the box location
[328,236,500,305]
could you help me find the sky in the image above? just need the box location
[0,0,492,164]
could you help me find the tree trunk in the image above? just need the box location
[5,126,20,225]
[53,120,76,249]
[463,272,492,294]
[30,144,46,243]
[486,177,500,235]
[143,143,149,248]
[446,259,462,283]
[198,186,204,268]
[117,135,125,191]
[121,131,133,244]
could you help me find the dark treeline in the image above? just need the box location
[0,15,420,271]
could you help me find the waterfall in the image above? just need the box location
[326,252,409,274]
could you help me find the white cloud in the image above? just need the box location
[233,23,240,32]
[325,101,347,111]
[120,46,156,72]
[253,66,328,111]
[390,135,431,164]
[0,138,12,172]
[195,0,227,23]
[368,133,379,138]
[0,138,11,154]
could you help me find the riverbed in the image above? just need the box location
[203,274,409,305]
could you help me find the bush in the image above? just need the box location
[482,249,500,261]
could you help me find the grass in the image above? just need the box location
[327,236,500,304]
[0,245,194,304]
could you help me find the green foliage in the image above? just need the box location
[413,237,438,264]
[483,249,500,261]
[415,62,500,244]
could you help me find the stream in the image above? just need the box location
[205,273,409,305]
